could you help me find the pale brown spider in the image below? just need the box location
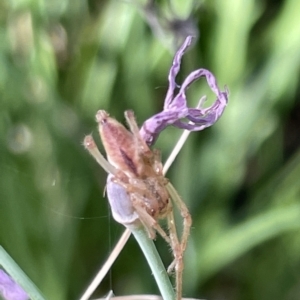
[83,110,192,300]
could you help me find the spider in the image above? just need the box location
[83,110,192,300]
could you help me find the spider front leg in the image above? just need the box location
[84,135,141,226]
[83,135,117,175]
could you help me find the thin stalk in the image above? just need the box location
[131,226,176,300]
[163,97,204,174]
[79,230,131,300]
[163,129,191,174]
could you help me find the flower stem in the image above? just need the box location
[131,226,176,300]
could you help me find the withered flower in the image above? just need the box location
[140,36,229,146]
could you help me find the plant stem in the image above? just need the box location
[0,246,46,300]
[131,226,176,300]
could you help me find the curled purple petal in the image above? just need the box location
[139,36,229,146]
[164,36,194,109]
[0,270,29,300]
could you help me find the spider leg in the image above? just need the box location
[166,182,192,300]
[167,212,183,300]
[111,176,172,244]
[133,203,170,243]
[166,182,192,257]
[124,110,152,157]
[83,135,117,175]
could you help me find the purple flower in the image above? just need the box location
[140,36,229,146]
[0,270,29,300]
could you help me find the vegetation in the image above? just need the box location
[1,0,300,299]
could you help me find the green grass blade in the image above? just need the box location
[0,246,46,300]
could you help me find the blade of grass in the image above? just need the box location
[0,246,45,300]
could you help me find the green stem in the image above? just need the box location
[131,226,176,300]
[0,246,46,300]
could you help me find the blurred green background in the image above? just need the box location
[1,0,300,299]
